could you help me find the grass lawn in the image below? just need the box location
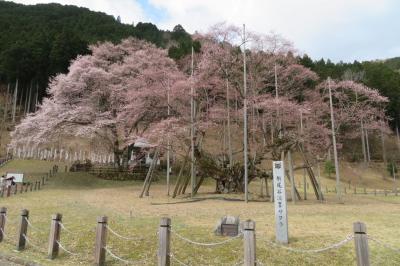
[0,159,399,265]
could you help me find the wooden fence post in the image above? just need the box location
[243,220,256,266]
[16,209,29,251]
[94,216,108,266]
[0,207,6,242]
[48,213,62,259]
[14,184,18,195]
[158,217,171,266]
[6,186,11,197]
[353,222,370,266]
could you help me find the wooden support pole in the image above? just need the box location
[353,222,370,266]
[94,216,108,266]
[48,213,62,259]
[16,209,29,251]
[158,217,171,266]
[0,207,6,242]
[243,220,256,266]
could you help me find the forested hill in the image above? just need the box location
[299,55,400,125]
[0,1,197,92]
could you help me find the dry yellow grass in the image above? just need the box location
[0,160,399,265]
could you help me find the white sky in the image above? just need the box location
[12,0,400,62]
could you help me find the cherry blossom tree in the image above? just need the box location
[11,38,189,167]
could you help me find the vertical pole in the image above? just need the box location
[48,213,62,259]
[190,46,196,198]
[243,220,256,266]
[303,169,307,200]
[166,79,171,196]
[94,216,108,266]
[12,79,18,124]
[328,77,342,201]
[6,186,11,197]
[14,184,18,195]
[353,222,370,266]
[158,217,171,266]
[288,151,296,203]
[0,207,6,242]
[243,24,249,203]
[226,78,233,166]
[16,209,29,251]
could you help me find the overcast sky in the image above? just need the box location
[13,0,400,62]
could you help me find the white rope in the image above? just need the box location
[368,235,400,253]
[58,222,74,234]
[25,217,46,232]
[23,234,46,253]
[170,253,190,266]
[104,246,148,265]
[170,229,242,247]
[56,240,79,256]
[263,234,354,253]
[106,225,141,241]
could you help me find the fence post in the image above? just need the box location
[16,209,29,251]
[158,217,171,266]
[0,207,6,242]
[6,186,11,197]
[48,213,62,259]
[14,184,18,195]
[243,220,256,266]
[94,216,108,266]
[38,181,41,190]
[353,222,370,266]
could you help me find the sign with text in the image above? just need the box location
[273,161,289,244]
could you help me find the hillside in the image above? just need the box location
[0,1,197,96]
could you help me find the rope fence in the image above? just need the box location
[0,207,399,266]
